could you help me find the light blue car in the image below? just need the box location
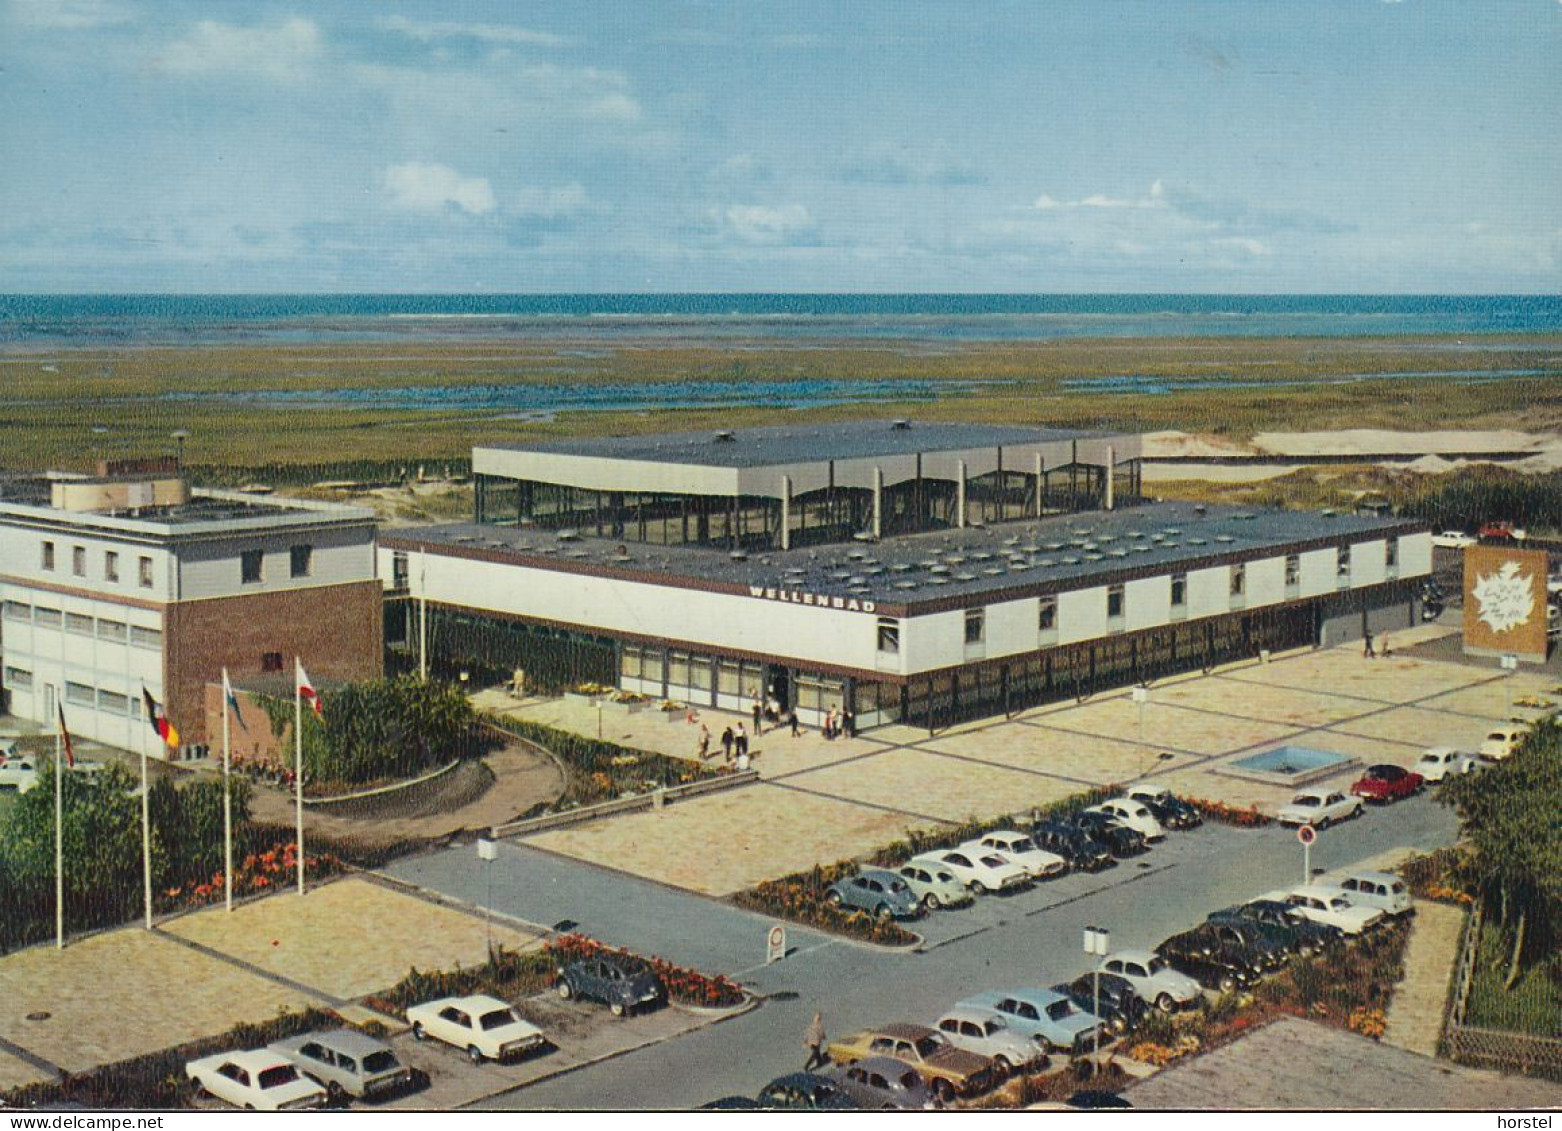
[957,989,1106,1057]
[826,869,923,920]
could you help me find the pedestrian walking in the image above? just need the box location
[697,725,711,760]
[734,721,748,759]
[720,726,734,762]
[843,709,855,739]
[803,1012,827,1071]
[752,695,764,733]
[1363,631,1376,659]
[789,708,801,738]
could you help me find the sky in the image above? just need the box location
[2,0,1560,294]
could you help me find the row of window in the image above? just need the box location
[39,541,315,586]
[2,601,163,649]
[3,667,145,719]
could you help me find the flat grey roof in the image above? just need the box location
[387,502,1423,612]
[480,420,1127,470]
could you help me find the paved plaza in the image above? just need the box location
[496,624,1559,896]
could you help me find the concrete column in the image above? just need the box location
[1034,452,1045,517]
[872,466,883,539]
[1105,445,1116,511]
[957,459,967,528]
[780,475,792,550]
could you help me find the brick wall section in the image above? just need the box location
[164,580,383,744]
[199,685,290,764]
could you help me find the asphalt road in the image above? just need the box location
[381,793,1460,1110]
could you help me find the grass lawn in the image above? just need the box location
[1462,917,1562,1037]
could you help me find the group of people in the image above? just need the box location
[691,694,855,762]
[698,721,751,767]
[820,705,853,740]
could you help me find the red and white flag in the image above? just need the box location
[296,658,324,721]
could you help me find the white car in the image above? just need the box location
[1097,950,1203,1014]
[1479,725,1526,762]
[0,754,39,794]
[932,1007,1044,1076]
[406,994,547,1065]
[908,849,1030,896]
[1261,886,1384,935]
[897,861,975,911]
[1414,747,1482,782]
[1275,790,1362,828]
[1431,531,1477,549]
[1084,800,1165,842]
[1324,872,1413,918]
[186,1049,327,1111]
[960,831,1067,880]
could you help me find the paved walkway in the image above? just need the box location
[1383,901,1468,1057]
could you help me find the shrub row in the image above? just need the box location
[732,862,920,946]
[1,1007,343,1111]
[547,933,745,1009]
[1184,798,1274,828]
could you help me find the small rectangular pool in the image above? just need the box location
[1222,744,1357,787]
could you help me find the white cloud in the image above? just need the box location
[722,204,814,244]
[1035,182,1168,211]
[8,0,132,29]
[384,163,495,216]
[381,15,566,49]
[519,63,641,122]
[1214,236,1271,256]
[156,18,321,82]
[512,183,588,218]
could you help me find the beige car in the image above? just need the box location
[827,1022,995,1103]
[1479,725,1526,762]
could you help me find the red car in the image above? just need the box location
[1478,521,1526,542]
[1350,763,1425,803]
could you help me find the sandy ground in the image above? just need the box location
[1140,428,1562,481]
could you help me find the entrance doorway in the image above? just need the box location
[765,665,791,715]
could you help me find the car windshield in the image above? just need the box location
[914,1035,945,1058]
[1046,1000,1075,1020]
[1390,881,1406,894]
[1009,837,1037,853]
[362,1051,399,1073]
[1292,795,1322,807]
[479,1009,517,1031]
[257,1066,301,1089]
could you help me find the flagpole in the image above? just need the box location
[223,672,233,914]
[54,722,63,949]
[418,546,428,682]
[140,739,152,929]
[295,658,305,897]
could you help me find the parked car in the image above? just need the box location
[825,869,924,920]
[1480,725,1526,762]
[1350,763,1425,804]
[754,1072,859,1111]
[826,1022,996,1103]
[1211,900,1344,957]
[1414,747,1482,782]
[959,989,1105,1056]
[932,1007,1047,1077]
[0,753,39,794]
[829,1057,941,1111]
[1124,785,1203,830]
[908,850,1030,896]
[1478,521,1526,542]
[1032,820,1115,871]
[186,1049,327,1111]
[896,861,975,911]
[556,954,666,1016]
[1083,800,1165,842]
[267,1030,413,1101]
[1323,871,1414,918]
[406,995,547,1064]
[1097,950,1204,1013]
[960,831,1067,880]
[1054,973,1149,1035]
[1261,887,1385,936]
[1431,530,1477,549]
[1275,789,1362,828]
[1066,811,1149,856]
[1161,921,1286,972]
[1155,930,1263,993]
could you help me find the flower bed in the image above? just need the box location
[366,945,556,1016]
[157,839,346,913]
[1401,845,1477,905]
[732,861,919,946]
[1184,798,1273,828]
[486,716,729,808]
[545,933,745,1009]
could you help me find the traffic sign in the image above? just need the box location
[766,924,787,964]
[1297,825,1317,845]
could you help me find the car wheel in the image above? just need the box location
[1156,993,1177,1014]
[970,881,988,896]
[1218,974,1237,993]
[557,979,573,1000]
[411,1022,427,1042]
[1316,816,1331,830]
[327,1082,346,1103]
[825,890,843,908]
[924,893,942,911]
[467,1045,485,1066]
[875,903,894,921]
[610,1001,626,1018]
[193,1081,210,1099]
[934,1079,955,1105]
[991,1056,1011,1081]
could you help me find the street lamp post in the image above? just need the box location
[1083,925,1111,1064]
[476,837,497,952]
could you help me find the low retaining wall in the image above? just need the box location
[491,770,759,838]
[302,759,462,808]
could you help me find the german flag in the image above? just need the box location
[142,687,180,749]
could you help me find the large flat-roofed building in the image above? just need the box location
[0,468,382,757]
[384,423,1430,732]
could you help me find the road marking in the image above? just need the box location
[726,937,840,981]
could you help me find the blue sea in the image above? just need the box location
[2,293,1560,348]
